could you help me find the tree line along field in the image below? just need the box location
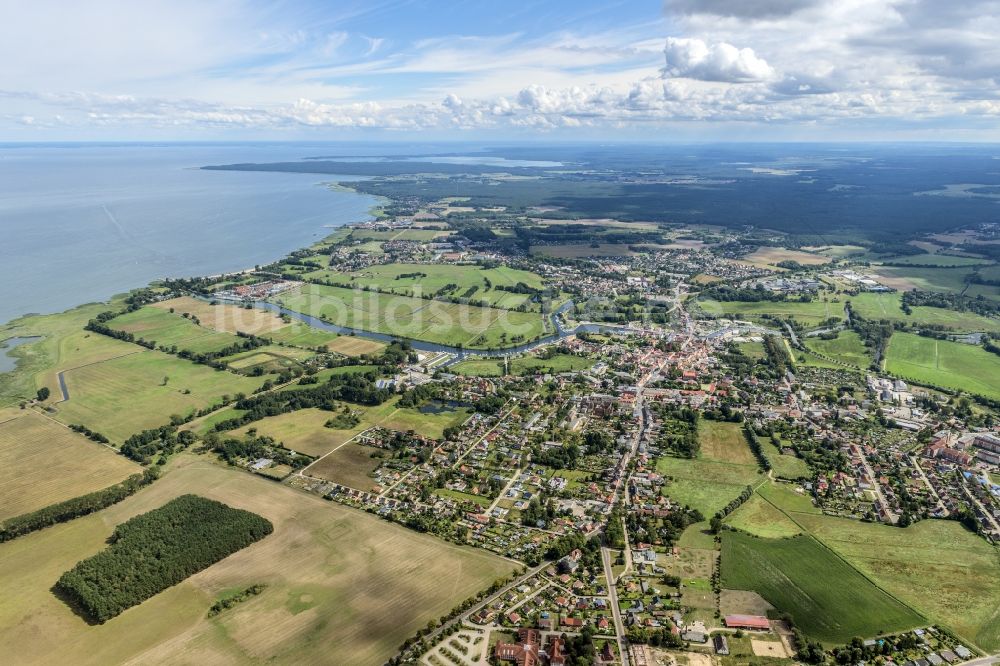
[793,513,1000,651]
[849,292,1000,332]
[0,411,140,521]
[722,481,1000,652]
[277,283,546,349]
[803,330,872,369]
[449,353,594,377]
[720,531,925,644]
[885,332,1000,400]
[300,262,547,311]
[704,298,843,328]
[179,365,381,438]
[53,350,268,443]
[0,456,516,666]
[656,420,764,517]
[109,306,246,355]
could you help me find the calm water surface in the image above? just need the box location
[0,143,381,325]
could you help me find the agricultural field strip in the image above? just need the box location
[317,264,543,308]
[0,457,515,665]
[299,427,372,478]
[282,284,542,348]
[752,488,929,627]
[54,349,148,402]
[884,332,1000,400]
[53,350,269,443]
[31,407,120,452]
[180,373,312,435]
[0,412,140,520]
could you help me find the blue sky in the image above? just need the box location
[2,0,999,140]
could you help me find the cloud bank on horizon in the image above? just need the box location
[2,0,999,140]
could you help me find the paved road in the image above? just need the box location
[960,478,1000,535]
[783,321,801,347]
[451,401,515,469]
[600,378,651,666]
[406,561,550,659]
[602,547,630,666]
[859,450,898,524]
[909,455,948,517]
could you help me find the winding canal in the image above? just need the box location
[239,298,631,361]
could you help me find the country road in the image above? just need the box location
[602,547,630,666]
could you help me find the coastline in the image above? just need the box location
[0,183,385,402]
[0,145,383,326]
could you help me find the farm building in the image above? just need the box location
[724,614,770,631]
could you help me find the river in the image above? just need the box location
[244,298,629,360]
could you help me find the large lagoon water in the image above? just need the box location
[0,143,381,325]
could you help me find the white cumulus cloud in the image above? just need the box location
[663,37,776,83]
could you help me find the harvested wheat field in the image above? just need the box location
[0,410,139,521]
[153,297,290,336]
[0,455,515,666]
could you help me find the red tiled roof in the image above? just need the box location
[724,614,770,630]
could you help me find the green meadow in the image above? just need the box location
[302,262,546,311]
[724,494,801,538]
[278,283,545,349]
[757,437,811,480]
[54,351,267,442]
[109,306,243,354]
[657,422,763,517]
[804,330,872,369]
[849,292,1000,332]
[885,332,1000,399]
[450,353,593,377]
[721,531,925,644]
[795,513,1000,651]
[705,298,842,328]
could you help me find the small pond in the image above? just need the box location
[417,400,470,415]
[0,336,41,374]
